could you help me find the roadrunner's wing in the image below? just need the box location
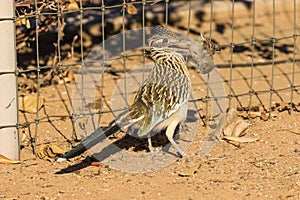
[131,63,191,137]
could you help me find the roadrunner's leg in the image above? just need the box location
[166,120,187,157]
[147,133,155,152]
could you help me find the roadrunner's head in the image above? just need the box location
[148,33,187,66]
[148,26,215,74]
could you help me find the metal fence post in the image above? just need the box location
[0,1,19,160]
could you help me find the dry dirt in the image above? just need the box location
[1,0,300,199]
[1,111,300,199]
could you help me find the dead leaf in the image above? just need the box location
[271,101,300,112]
[126,4,138,14]
[271,101,298,112]
[225,108,239,126]
[18,94,44,113]
[239,111,274,121]
[18,75,38,94]
[224,119,248,137]
[239,111,260,119]
[15,19,22,27]
[223,121,236,136]
[233,119,248,137]
[16,16,31,29]
[224,109,248,137]
[67,1,79,11]
[0,154,21,164]
[36,144,68,162]
[222,108,258,144]
[294,103,300,112]
[222,136,259,143]
[278,102,290,112]
[237,104,260,112]
[25,19,31,29]
[57,69,74,84]
[260,111,269,121]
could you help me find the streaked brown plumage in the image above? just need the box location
[123,37,191,155]
[58,27,214,161]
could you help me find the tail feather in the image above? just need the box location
[58,106,144,162]
[60,124,120,160]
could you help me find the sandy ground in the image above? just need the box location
[1,0,300,199]
[1,111,300,199]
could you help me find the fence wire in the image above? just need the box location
[1,0,299,156]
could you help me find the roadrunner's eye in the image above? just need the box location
[155,38,169,44]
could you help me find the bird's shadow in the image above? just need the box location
[55,109,198,174]
[55,132,175,174]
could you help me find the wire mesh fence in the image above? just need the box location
[1,0,299,159]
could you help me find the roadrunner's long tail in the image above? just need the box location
[57,124,120,161]
[58,109,142,161]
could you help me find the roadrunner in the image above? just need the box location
[58,27,215,161]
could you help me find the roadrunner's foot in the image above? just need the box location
[147,137,160,153]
